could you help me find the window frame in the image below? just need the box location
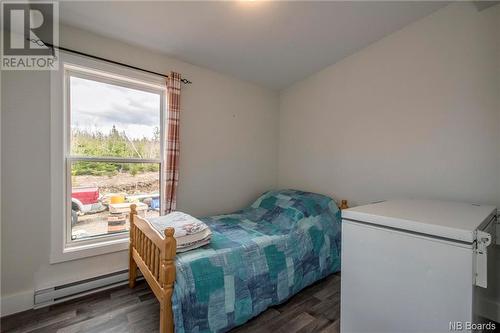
[50,51,166,263]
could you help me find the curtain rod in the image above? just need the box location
[42,41,193,84]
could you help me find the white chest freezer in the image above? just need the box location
[340,199,497,333]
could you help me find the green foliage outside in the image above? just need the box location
[72,126,160,177]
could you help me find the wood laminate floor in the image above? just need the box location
[0,273,341,333]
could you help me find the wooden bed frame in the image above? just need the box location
[128,204,176,333]
[128,200,348,333]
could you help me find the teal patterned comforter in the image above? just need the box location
[170,190,341,333]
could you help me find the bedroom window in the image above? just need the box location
[68,73,163,241]
[51,52,166,262]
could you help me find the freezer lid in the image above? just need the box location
[342,199,496,243]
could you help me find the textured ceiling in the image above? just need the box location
[61,1,448,90]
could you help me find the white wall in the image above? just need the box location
[279,3,500,209]
[1,25,278,315]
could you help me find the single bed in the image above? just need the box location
[128,189,343,333]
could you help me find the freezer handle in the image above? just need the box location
[474,230,492,288]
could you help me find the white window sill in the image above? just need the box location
[50,234,129,264]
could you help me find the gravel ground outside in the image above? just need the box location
[72,210,159,239]
[72,171,160,239]
[73,171,159,195]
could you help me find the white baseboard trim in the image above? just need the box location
[1,290,34,317]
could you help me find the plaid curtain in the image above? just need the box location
[163,72,181,214]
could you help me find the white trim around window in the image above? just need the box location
[50,51,166,263]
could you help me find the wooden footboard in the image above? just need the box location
[129,204,176,333]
